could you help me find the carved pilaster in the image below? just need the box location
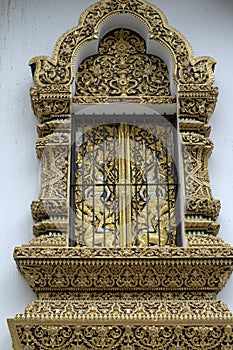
[29,85,72,236]
[178,85,221,236]
[181,131,220,234]
[32,120,71,237]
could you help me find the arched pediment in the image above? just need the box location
[29,0,216,88]
[74,28,174,104]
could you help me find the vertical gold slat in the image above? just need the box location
[125,123,132,245]
[118,123,126,247]
[118,123,132,247]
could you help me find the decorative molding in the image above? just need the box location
[13,248,233,293]
[178,119,211,137]
[185,218,220,235]
[8,322,233,350]
[37,120,71,138]
[24,235,67,247]
[31,199,68,222]
[20,297,233,322]
[185,197,221,221]
[73,94,176,105]
[32,220,68,237]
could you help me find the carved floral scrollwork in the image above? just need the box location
[23,297,233,322]
[36,133,70,158]
[177,58,216,85]
[16,324,76,350]
[178,85,219,122]
[30,88,71,124]
[14,252,233,292]
[9,324,233,350]
[13,245,233,259]
[33,98,71,121]
[75,28,171,100]
[31,59,72,85]
[179,98,217,122]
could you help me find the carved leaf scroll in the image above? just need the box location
[75,29,171,99]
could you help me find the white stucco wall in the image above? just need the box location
[0,0,233,348]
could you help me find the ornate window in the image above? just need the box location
[70,113,182,248]
[8,1,233,349]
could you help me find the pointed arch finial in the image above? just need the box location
[29,0,216,88]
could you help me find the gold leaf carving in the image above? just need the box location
[29,0,216,87]
[75,29,171,100]
[9,1,233,350]
[8,323,233,350]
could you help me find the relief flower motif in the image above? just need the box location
[113,38,132,55]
